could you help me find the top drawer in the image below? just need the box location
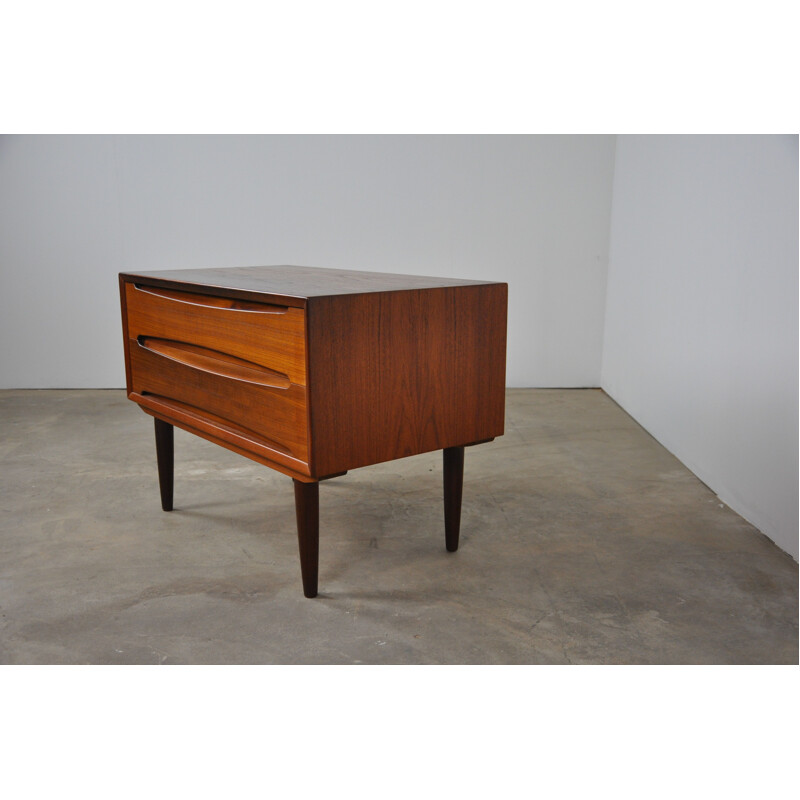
[125,282,306,386]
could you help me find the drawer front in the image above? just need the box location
[126,282,306,385]
[130,341,309,464]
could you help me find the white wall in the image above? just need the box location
[4,135,795,556]
[602,135,799,559]
[0,135,616,389]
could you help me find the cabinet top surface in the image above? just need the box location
[120,265,503,300]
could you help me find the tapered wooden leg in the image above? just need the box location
[154,418,174,512]
[443,446,464,552]
[293,479,319,598]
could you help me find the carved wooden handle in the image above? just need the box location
[137,337,291,389]
[134,284,289,314]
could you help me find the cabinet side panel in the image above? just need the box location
[308,284,507,475]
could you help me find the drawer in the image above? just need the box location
[125,282,306,385]
[130,340,309,465]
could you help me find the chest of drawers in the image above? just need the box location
[119,265,507,596]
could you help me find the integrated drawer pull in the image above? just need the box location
[134,284,289,314]
[139,392,295,457]
[138,337,291,389]
[125,281,307,385]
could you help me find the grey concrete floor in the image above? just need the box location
[0,389,796,664]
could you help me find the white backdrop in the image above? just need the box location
[0,134,616,389]
[602,135,798,559]
[2,134,797,558]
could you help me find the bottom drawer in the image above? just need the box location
[129,339,308,465]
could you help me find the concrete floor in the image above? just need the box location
[0,389,796,664]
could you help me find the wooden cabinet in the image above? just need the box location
[119,265,507,596]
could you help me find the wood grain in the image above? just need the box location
[119,265,508,597]
[134,393,313,480]
[139,338,291,389]
[130,341,309,463]
[121,265,496,304]
[126,282,306,385]
[306,284,507,476]
[135,284,290,312]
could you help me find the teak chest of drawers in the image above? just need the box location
[119,265,507,597]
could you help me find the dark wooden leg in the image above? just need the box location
[443,446,464,552]
[293,479,319,598]
[154,418,174,512]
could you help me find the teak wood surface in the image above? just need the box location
[126,282,306,384]
[306,284,506,476]
[119,265,508,597]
